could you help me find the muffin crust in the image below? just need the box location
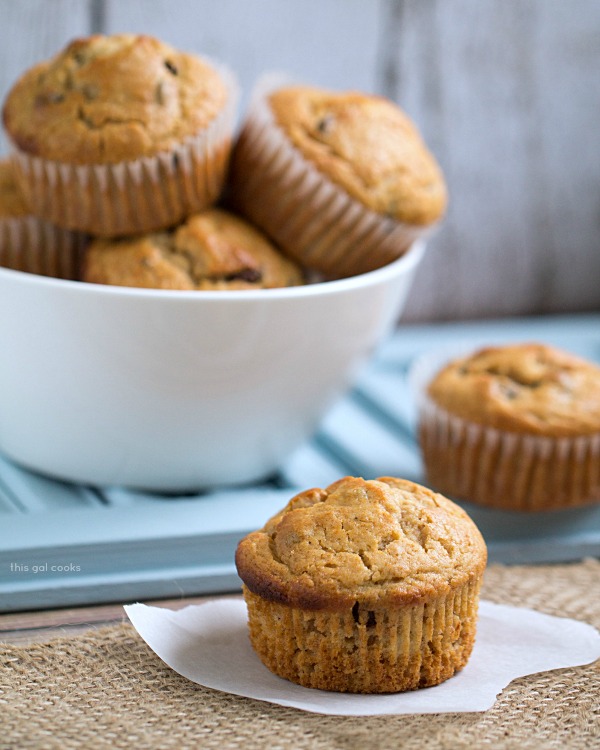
[427,343,600,438]
[268,86,447,225]
[236,476,486,611]
[3,34,228,164]
[83,208,303,290]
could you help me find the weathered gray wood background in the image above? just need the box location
[0,0,598,322]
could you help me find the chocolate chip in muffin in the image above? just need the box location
[225,268,263,284]
[81,84,99,101]
[316,115,334,134]
[164,59,178,76]
[34,91,65,108]
[498,382,520,400]
[72,50,86,66]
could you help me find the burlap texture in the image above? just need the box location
[1,560,599,750]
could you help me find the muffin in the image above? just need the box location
[82,208,304,290]
[0,159,85,279]
[418,343,600,511]
[229,81,446,278]
[3,34,237,237]
[235,476,487,693]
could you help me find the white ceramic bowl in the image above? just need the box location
[0,241,425,491]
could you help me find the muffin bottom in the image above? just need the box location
[10,135,233,238]
[243,577,481,694]
[0,215,86,279]
[419,400,600,511]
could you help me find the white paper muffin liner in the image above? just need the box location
[8,62,239,238]
[0,215,86,279]
[229,74,434,278]
[411,346,600,512]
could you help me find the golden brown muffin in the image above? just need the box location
[269,87,446,226]
[82,208,304,290]
[3,34,227,164]
[236,476,487,693]
[0,159,85,279]
[3,34,236,236]
[418,343,600,511]
[229,83,446,278]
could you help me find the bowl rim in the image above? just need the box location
[0,240,425,301]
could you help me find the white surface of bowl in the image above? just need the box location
[0,242,425,491]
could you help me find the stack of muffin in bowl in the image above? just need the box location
[2,33,596,512]
[0,33,447,289]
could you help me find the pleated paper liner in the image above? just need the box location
[411,348,600,512]
[8,62,239,238]
[229,75,432,279]
[0,215,87,280]
[243,576,481,693]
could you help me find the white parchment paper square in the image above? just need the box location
[124,598,600,716]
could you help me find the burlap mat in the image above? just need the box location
[1,560,599,750]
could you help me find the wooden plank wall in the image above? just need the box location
[0,0,598,322]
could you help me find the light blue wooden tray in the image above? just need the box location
[1,314,599,612]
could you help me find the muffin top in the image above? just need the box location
[82,208,304,290]
[3,34,229,164]
[427,343,600,437]
[0,160,29,218]
[267,86,447,226]
[235,476,486,610]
